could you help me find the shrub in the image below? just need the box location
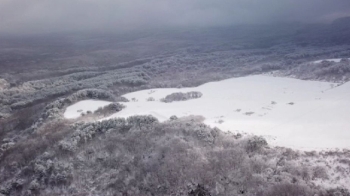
[312,166,328,180]
[127,115,159,128]
[28,179,40,191]
[245,136,268,153]
[263,183,312,196]
[321,187,350,196]
[115,96,129,102]
[169,115,178,120]
[188,184,211,196]
[146,97,155,101]
[160,91,203,103]
[94,103,125,117]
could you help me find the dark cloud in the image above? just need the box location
[0,0,350,34]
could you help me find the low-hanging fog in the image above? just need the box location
[0,0,350,35]
[3,1,350,196]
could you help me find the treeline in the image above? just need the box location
[2,42,350,119]
[283,58,350,82]
[0,68,149,118]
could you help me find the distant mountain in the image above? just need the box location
[331,16,350,29]
[328,17,350,44]
[294,16,350,45]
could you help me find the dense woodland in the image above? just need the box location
[1,18,350,195]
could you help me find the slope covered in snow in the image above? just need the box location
[65,75,350,150]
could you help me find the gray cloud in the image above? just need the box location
[0,0,350,34]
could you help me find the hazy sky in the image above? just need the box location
[1,0,350,34]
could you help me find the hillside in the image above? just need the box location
[1,117,350,195]
[1,23,350,195]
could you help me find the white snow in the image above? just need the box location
[64,100,112,119]
[313,58,349,64]
[108,75,350,150]
[65,75,350,150]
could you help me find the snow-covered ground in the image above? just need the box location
[65,75,350,150]
[64,100,112,119]
[313,58,350,64]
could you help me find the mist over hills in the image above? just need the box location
[1,5,350,195]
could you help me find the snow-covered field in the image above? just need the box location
[65,75,350,150]
[313,58,350,64]
[64,100,111,119]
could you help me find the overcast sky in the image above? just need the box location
[1,0,350,34]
